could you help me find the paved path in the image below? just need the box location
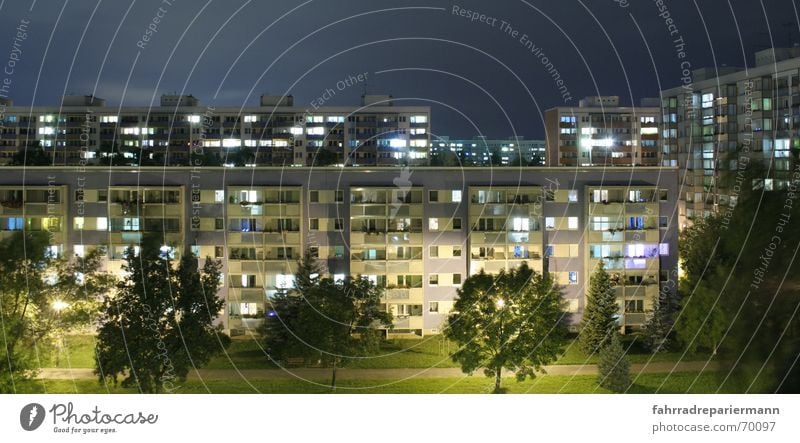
[38,361,719,380]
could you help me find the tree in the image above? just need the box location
[579,261,619,354]
[95,235,229,393]
[262,252,392,390]
[597,333,630,393]
[261,250,322,363]
[642,292,671,353]
[0,232,111,391]
[445,263,567,393]
[9,147,52,166]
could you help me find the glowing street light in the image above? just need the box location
[496,299,505,309]
[52,300,69,312]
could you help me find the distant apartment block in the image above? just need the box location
[0,166,678,336]
[0,94,431,167]
[545,96,661,167]
[430,136,546,166]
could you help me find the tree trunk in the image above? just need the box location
[493,367,502,393]
[330,360,337,392]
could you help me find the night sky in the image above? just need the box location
[0,0,797,139]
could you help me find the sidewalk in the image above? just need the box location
[38,361,719,380]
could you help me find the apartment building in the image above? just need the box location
[661,48,800,226]
[431,136,546,166]
[0,94,430,167]
[545,96,661,167]
[0,166,678,336]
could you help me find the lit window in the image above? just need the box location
[74,245,85,258]
[290,127,303,135]
[659,243,670,256]
[188,115,201,123]
[73,217,85,230]
[243,115,258,123]
[276,274,295,289]
[307,127,325,135]
[568,217,579,230]
[214,190,224,203]
[568,272,578,285]
[452,190,462,203]
[545,217,555,230]
[428,218,439,231]
[410,115,427,124]
[96,217,108,231]
[512,217,530,232]
[100,116,118,123]
[333,274,345,282]
[568,190,578,202]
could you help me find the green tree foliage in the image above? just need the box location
[676,163,800,392]
[9,147,52,166]
[579,261,619,354]
[597,333,630,393]
[445,263,568,393]
[642,292,671,353]
[0,232,112,392]
[263,252,392,389]
[95,235,229,393]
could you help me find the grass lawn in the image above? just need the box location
[41,333,712,370]
[12,371,731,394]
[555,335,711,365]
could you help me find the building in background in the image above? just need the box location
[661,48,800,227]
[430,136,546,166]
[545,96,661,167]
[0,94,430,167]
[0,166,678,336]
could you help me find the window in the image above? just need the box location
[334,218,343,231]
[74,245,85,258]
[451,218,462,230]
[592,189,609,203]
[568,190,578,202]
[428,218,439,231]
[429,191,439,202]
[567,217,578,230]
[429,246,439,258]
[452,273,462,285]
[309,218,319,231]
[568,272,578,285]
[309,246,319,259]
[333,246,345,258]
[96,217,108,231]
[545,245,554,257]
[452,190,462,203]
[214,190,224,203]
[628,216,644,230]
[545,217,555,230]
[453,246,462,257]
[512,217,530,232]
[215,246,224,258]
[429,274,439,286]
[429,302,439,313]
[625,300,644,313]
[98,190,108,202]
[335,190,344,202]
[659,243,670,256]
[73,217,85,230]
[309,191,319,203]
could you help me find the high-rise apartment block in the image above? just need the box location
[0,166,678,336]
[661,48,800,226]
[0,94,431,167]
[545,96,661,167]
